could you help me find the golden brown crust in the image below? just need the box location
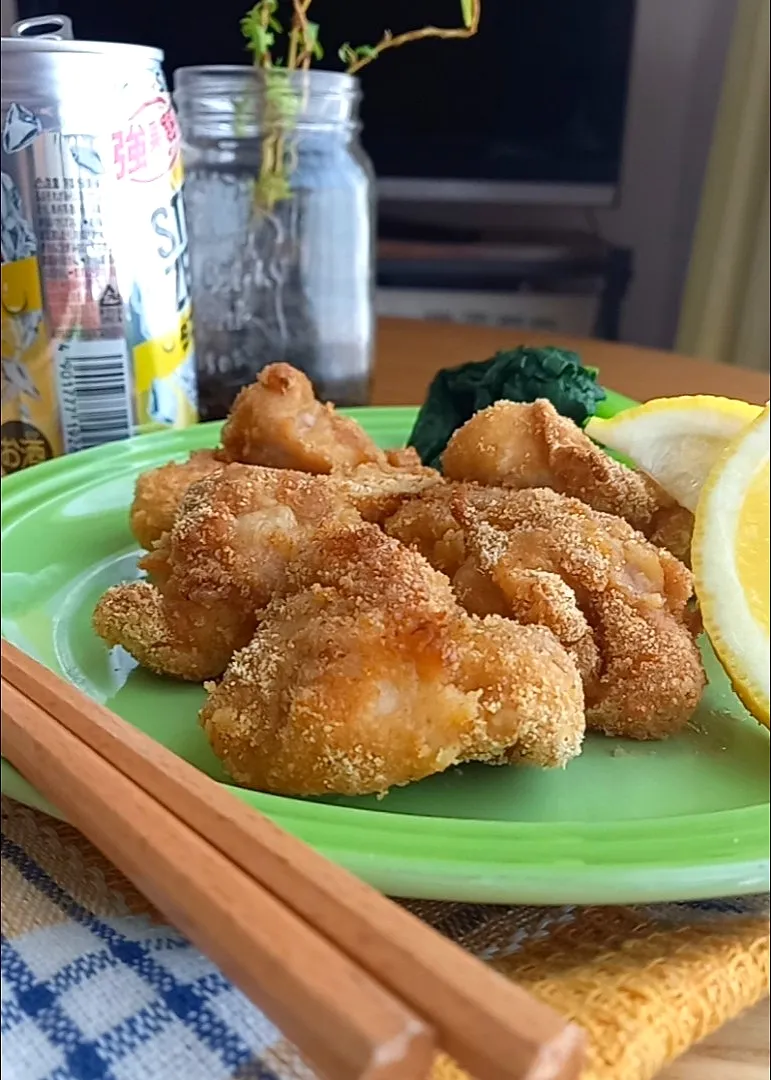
[129,450,222,550]
[441,399,694,563]
[387,483,704,739]
[128,366,435,553]
[582,590,705,739]
[92,579,253,682]
[98,368,706,797]
[219,363,385,473]
[384,483,468,574]
[456,490,704,738]
[470,557,601,697]
[95,464,362,681]
[200,524,585,796]
[384,446,425,470]
[332,461,444,523]
[102,458,447,682]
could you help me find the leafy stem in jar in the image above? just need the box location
[239,1,481,210]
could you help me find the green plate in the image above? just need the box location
[2,399,769,904]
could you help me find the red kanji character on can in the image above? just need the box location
[112,131,126,180]
[160,107,179,146]
[126,126,148,176]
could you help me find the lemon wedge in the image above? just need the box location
[692,406,770,726]
[586,396,763,511]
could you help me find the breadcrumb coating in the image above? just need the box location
[129,450,222,550]
[95,465,361,680]
[200,524,585,796]
[219,362,385,472]
[387,484,704,739]
[127,368,440,550]
[441,399,694,563]
[96,364,708,804]
[331,461,443,523]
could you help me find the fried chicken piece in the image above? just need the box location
[219,362,385,473]
[331,460,444,523]
[454,552,602,697]
[454,489,704,739]
[384,446,426,470]
[441,399,694,563]
[384,482,468,575]
[99,457,447,678]
[94,464,361,681]
[129,450,222,550]
[127,450,434,551]
[200,524,585,796]
[387,484,704,738]
[92,578,256,685]
[128,363,423,550]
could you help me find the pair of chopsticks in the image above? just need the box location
[1,639,585,1080]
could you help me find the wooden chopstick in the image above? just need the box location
[1,676,434,1080]
[1,640,585,1080]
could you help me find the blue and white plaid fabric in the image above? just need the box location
[2,919,284,1080]
[1,833,287,1080]
[1,797,768,1080]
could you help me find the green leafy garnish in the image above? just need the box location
[407,345,606,468]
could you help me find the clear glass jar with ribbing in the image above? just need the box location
[174,66,375,420]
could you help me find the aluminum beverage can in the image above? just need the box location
[1,16,197,475]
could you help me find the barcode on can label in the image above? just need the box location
[55,339,134,453]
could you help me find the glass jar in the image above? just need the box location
[174,67,375,420]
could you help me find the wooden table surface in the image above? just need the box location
[373,319,771,406]
[373,319,770,1080]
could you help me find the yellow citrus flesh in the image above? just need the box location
[586,396,763,511]
[737,461,770,638]
[692,407,770,727]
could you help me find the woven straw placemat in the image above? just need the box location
[1,796,768,1080]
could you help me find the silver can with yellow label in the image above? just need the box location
[1,15,197,474]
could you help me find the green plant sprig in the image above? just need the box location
[339,0,481,75]
[241,0,323,69]
[242,1,480,72]
[239,1,481,210]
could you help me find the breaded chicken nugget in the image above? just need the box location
[219,362,385,472]
[94,465,361,681]
[441,399,693,563]
[387,484,704,739]
[200,524,585,796]
[130,450,222,550]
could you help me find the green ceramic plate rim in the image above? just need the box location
[2,401,769,905]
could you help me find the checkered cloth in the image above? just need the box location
[1,797,769,1080]
[1,860,281,1079]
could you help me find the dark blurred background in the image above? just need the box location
[6,0,740,351]
[15,0,635,197]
